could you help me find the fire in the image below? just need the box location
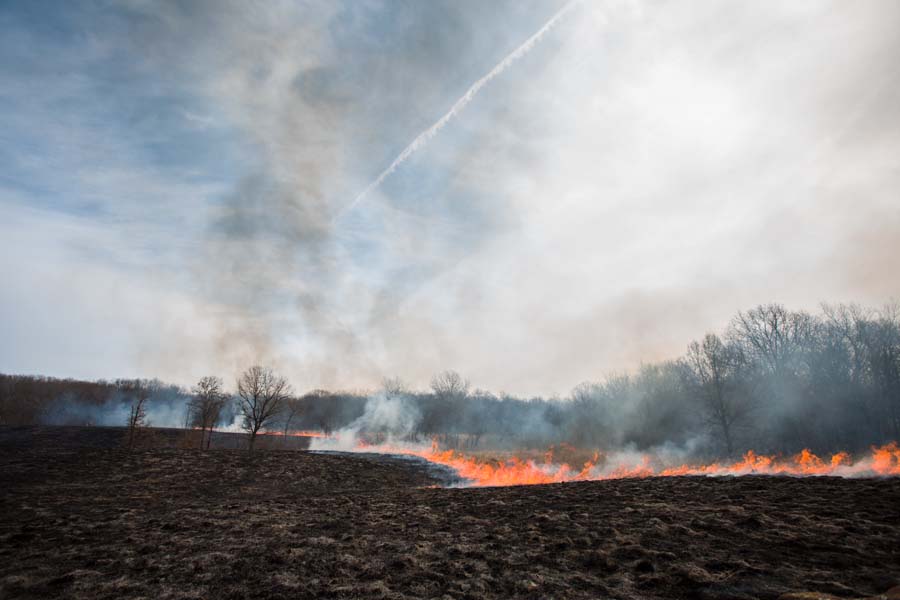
[203,427,333,439]
[358,441,900,487]
[261,430,332,439]
[872,441,900,474]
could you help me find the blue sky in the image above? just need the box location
[2,1,900,395]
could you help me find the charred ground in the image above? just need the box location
[1,427,899,600]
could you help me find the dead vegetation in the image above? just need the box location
[1,426,899,600]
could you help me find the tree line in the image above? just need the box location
[1,301,897,457]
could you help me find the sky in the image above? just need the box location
[2,0,899,396]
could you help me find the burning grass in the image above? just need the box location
[345,439,900,487]
[1,426,899,600]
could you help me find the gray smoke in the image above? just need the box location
[41,383,194,429]
[7,2,898,400]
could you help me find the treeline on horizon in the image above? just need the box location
[1,302,898,458]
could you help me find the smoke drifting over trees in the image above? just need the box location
[2,301,898,459]
[0,377,199,430]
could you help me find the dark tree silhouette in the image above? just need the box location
[237,366,291,455]
[686,334,752,456]
[189,376,225,450]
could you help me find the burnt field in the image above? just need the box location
[1,427,899,600]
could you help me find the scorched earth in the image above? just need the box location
[1,426,899,600]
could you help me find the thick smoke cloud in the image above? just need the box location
[140,1,900,395]
[1,2,899,396]
[3,299,898,461]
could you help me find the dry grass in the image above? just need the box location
[1,426,899,600]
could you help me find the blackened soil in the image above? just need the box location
[1,427,899,600]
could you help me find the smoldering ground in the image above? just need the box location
[2,426,899,600]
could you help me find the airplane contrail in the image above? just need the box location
[336,0,582,221]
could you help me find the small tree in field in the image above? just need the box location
[279,396,303,444]
[126,385,150,450]
[189,376,225,450]
[237,366,291,455]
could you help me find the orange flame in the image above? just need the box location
[360,441,900,487]
[201,427,332,439]
[262,430,332,439]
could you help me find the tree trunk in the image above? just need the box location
[248,430,257,456]
[721,417,734,457]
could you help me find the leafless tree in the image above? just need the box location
[189,376,225,450]
[237,366,292,455]
[306,389,339,435]
[430,370,470,400]
[822,303,872,385]
[687,334,753,456]
[859,304,900,439]
[280,396,303,440]
[567,381,610,448]
[381,376,409,397]
[729,304,816,380]
[125,384,150,450]
[628,362,694,449]
[420,371,471,441]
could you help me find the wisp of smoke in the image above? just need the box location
[335,0,583,220]
[310,392,422,452]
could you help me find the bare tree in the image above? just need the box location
[628,362,695,449]
[307,389,339,435]
[687,334,752,456]
[430,370,470,400]
[125,384,150,450]
[237,366,292,455]
[822,303,872,386]
[859,304,900,439]
[189,376,225,450]
[568,381,610,448]
[280,396,303,440]
[381,376,409,397]
[422,371,471,441]
[729,304,816,380]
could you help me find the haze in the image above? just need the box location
[2,1,899,396]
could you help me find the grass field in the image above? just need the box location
[1,426,899,599]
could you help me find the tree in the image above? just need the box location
[687,334,752,456]
[279,396,303,440]
[727,304,819,450]
[729,304,816,381]
[420,371,470,440]
[628,362,696,449]
[125,383,150,450]
[567,382,609,448]
[303,389,338,435]
[430,370,470,400]
[189,376,225,450]
[381,376,409,397]
[821,303,872,387]
[236,366,291,455]
[859,304,900,439]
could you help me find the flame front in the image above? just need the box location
[360,441,900,487]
